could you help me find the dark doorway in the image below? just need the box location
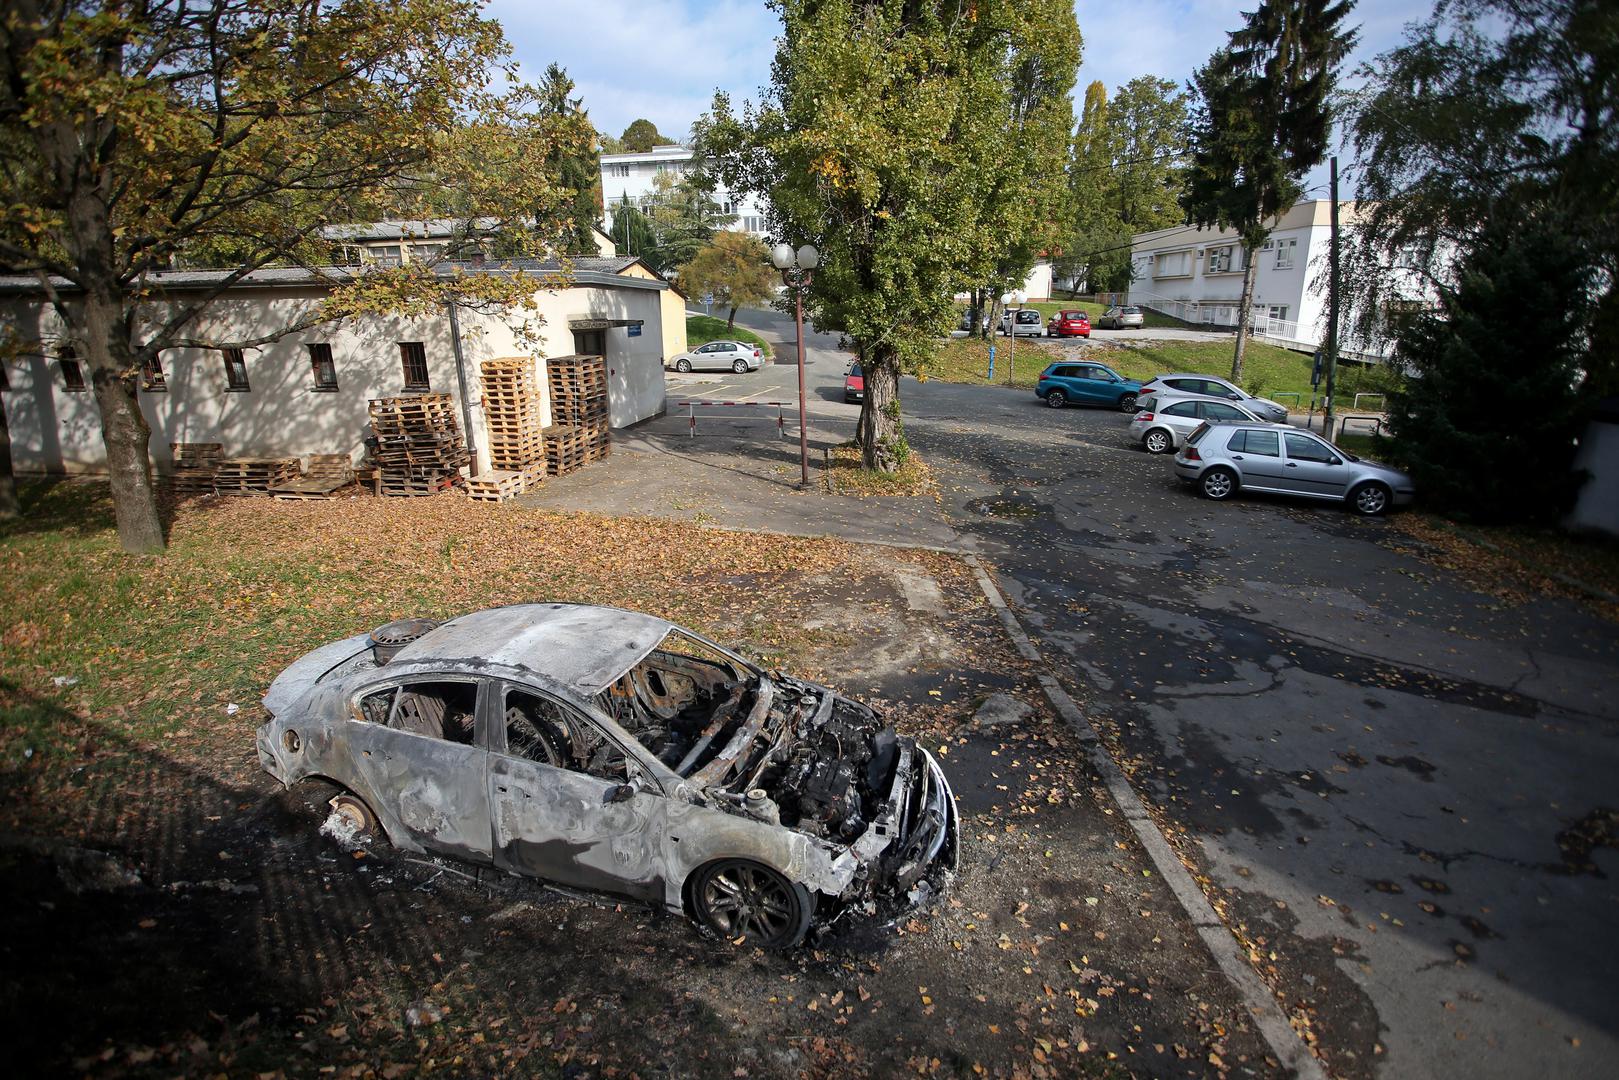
[573,329,606,357]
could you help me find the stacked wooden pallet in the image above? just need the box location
[542,424,591,476]
[545,354,611,473]
[170,443,224,495]
[214,456,300,496]
[475,358,545,500]
[270,454,355,501]
[463,470,528,502]
[368,394,469,497]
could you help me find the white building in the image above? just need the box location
[0,256,678,477]
[1129,201,1366,354]
[599,145,769,239]
[319,218,618,267]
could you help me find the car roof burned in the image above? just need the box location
[389,603,676,696]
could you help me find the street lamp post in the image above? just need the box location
[771,242,819,488]
[999,288,1028,385]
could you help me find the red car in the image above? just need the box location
[1047,310,1092,338]
[844,362,865,403]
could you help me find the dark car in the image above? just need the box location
[844,362,865,403]
[1035,361,1141,411]
[1046,310,1092,338]
[257,604,958,949]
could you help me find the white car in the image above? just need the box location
[998,309,1046,337]
[668,340,762,373]
[1129,391,1270,454]
[1135,373,1290,423]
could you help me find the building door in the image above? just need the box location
[573,329,606,357]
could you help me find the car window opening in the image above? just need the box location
[388,682,478,745]
[596,630,757,777]
[505,688,630,782]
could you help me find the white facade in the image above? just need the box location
[599,145,769,239]
[319,219,617,267]
[1129,201,1347,351]
[1,261,670,477]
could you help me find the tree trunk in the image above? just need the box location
[726,305,738,329]
[0,387,17,519]
[1231,245,1258,384]
[855,342,902,472]
[81,282,165,553]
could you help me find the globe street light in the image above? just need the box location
[999,288,1029,384]
[771,243,818,487]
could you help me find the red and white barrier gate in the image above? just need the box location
[674,399,800,438]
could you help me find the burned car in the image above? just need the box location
[257,604,958,948]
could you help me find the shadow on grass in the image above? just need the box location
[0,476,184,545]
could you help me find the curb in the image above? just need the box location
[963,554,1327,1080]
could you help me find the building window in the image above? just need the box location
[309,343,338,392]
[59,347,87,391]
[1265,305,1290,322]
[742,216,763,233]
[411,243,445,263]
[1273,238,1297,270]
[222,347,250,391]
[141,353,167,392]
[610,164,630,177]
[399,341,429,390]
[1207,245,1235,273]
[1154,250,1192,278]
[1393,245,1421,269]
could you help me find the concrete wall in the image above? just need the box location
[1,276,668,476]
[616,262,688,361]
[1569,418,1619,537]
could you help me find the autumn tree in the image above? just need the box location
[679,232,778,330]
[1343,0,1617,395]
[701,0,1080,471]
[642,171,734,273]
[1182,0,1357,382]
[620,118,677,154]
[0,0,591,552]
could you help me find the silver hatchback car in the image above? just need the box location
[1173,421,1415,515]
[1129,391,1268,453]
[1096,305,1145,329]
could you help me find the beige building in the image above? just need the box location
[0,256,683,477]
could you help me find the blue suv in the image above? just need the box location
[1035,361,1141,412]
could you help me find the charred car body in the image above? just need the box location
[257,604,958,947]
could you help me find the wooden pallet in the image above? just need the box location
[214,456,299,496]
[269,454,354,500]
[379,473,461,497]
[462,470,528,502]
[170,442,225,494]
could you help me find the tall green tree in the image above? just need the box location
[0,0,590,552]
[609,196,658,262]
[1384,216,1592,522]
[1060,76,1188,295]
[1182,0,1358,381]
[537,64,605,253]
[679,232,778,329]
[1344,0,1617,395]
[701,0,1079,471]
[620,118,677,153]
[643,171,734,273]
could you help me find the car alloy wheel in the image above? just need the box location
[1046,390,1067,409]
[1144,430,1172,454]
[691,859,812,949]
[1351,482,1391,516]
[675,358,692,373]
[1118,392,1138,412]
[732,359,748,373]
[1200,468,1237,501]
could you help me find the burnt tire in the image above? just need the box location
[327,792,378,836]
[1199,467,1238,501]
[1046,390,1067,409]
[690,859,813,949]
[675,358,692,373]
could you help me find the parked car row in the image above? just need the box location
[1036,361,1415,516]
[986,305,1144,337]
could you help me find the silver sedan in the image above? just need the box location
[668,340,762,373]
[1129,391,1269,453]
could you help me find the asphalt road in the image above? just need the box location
[722,306,1619,1079]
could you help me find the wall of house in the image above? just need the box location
[616,262,688,360]
[1,277,668,476]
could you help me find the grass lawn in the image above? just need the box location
[931,331,1399,404]
[685,313,772,358]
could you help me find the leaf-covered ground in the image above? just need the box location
[1,480,1279,1079]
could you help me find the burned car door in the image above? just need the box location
[487,683,668,901]
[344,676,494,863]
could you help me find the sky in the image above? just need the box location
[487,0,1435,197]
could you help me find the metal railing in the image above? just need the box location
[1352,392,1386,410]
[675,399,800,438]
[1335,414,1386,439]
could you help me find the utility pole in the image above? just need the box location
[1324,156,1341,439]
